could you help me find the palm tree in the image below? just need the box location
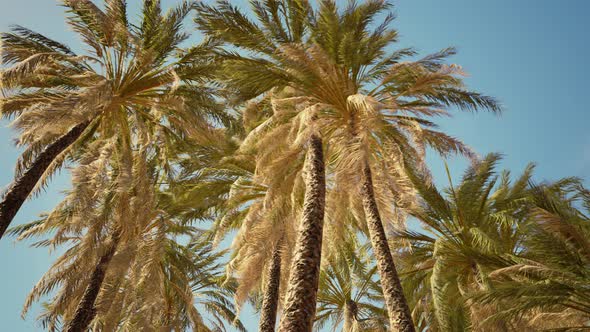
[473,180,590,330]
[195,3,327,329]
[220,185,295,332]
[8,137,146,331]
[0,0,222,238]
[170,101,303,331]
[67,228,121,332]
[396,154,536,330]
[100,230,245,332]
[196,1,499,330]
[315,235,388,332]
[9,143,244,332]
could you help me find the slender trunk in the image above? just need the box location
[66,230,120,332]
[360,161,415,332]
[0,121,90,239]
[278,134,326,332]
[343,300,358,332]
[258,240,283,332]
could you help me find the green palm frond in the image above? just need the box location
[397,154,545,330]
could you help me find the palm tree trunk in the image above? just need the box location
[0,120,90,239]
[343,300,359,332]
[278,134,326,332]
[66,229,120,332]
[360,161,415,332]
[258,240,283,332]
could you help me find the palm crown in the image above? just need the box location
[397,154,535,330]
[473,180,590,330]
[0,0,224,237]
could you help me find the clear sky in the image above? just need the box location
[1,0,589,331]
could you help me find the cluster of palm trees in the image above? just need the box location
[0,1,587,331]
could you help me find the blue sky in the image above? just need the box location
[1,0,589,331]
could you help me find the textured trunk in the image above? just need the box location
[343,300,358,332]
[66,230,120,332]
[258,240,283,332]
[0,121,90,239]
[278,134,325,332]
[360,161,415,332]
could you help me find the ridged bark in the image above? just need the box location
[360,161,415,332]
[258,241,283,332]
[278,134,325,332]
[66,230,120,332]
[0,120,90,239]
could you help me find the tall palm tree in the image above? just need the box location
[219,180,296,332]
[396,154,536,330]
[9,142,244,332]
[8,137,147,331]
[196,1,499,330]
[170,100,304,332]
[473,180,590,330]
[0,0,222,238]
[194,3,327,329]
